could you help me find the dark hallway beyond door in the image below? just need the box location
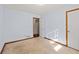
[33,17,40,37]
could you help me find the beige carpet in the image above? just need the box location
[2,37,79,54]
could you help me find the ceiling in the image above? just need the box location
[4,4,79,15]
[4,4,63,15]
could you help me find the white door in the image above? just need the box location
[68,10,79,50]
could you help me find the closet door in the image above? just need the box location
[68,10,79,50]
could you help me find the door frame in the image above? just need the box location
[66,8,79,47]
[33,17,40,37]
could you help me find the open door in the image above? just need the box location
[66,8,79,50]
[33,17,40,37]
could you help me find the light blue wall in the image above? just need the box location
[0,5,40,49]
[42,9,66,44]
[3,7,40,42]
[0,5,4,48]
[41,4,79,45]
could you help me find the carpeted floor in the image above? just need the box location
[2,37,79,54]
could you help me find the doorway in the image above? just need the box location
[33,17,40,37]
[66,8,79,50]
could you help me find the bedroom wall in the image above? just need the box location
[3,7,40,42]
[42,4,79,45]
[0,5,4,49]
[0,5,40,50]
[41,9,66,44]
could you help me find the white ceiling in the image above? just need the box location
[4,4,79,15]
[4,4,63,15]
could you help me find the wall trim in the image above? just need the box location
[44,37,79,52]
[66,8,79,12]
[0,37,34,54]
[44,37,66,46]
[1,37,79,54]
